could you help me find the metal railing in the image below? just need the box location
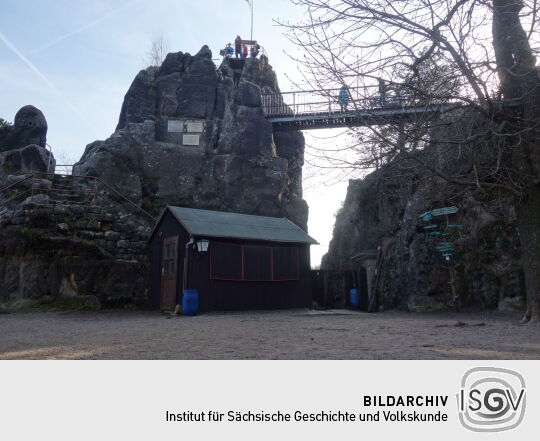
[261,85,461,118]
[55,164,73,175]
[0,172,157,227]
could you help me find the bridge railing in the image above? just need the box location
[261,85,459,118]
[55,164,73,175]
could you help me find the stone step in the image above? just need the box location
[49,182,74,189]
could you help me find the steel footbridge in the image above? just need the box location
[261,86,461,131]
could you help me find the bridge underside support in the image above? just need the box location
[268,106,450,131]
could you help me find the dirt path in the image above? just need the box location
[0,309,538,359]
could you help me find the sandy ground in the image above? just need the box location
[0,309,538,360]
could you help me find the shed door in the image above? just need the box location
[161,236,179,311]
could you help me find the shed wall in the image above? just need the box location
[188,237,312,311]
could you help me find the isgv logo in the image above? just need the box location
[457,367,526,432]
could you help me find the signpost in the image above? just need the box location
[418,206,463,310]
[419,206,458,221]
[431,206,459,216]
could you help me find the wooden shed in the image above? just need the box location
[148,206,318,312]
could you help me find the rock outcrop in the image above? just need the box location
[323,110,525,312]
[0,46,309,309]
[1,144,55,181]
[0,105,54,182]
[74,46,308,229]
[0,105,48,152]
[0,175,149,307]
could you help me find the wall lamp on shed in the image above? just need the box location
[196,239,209,252]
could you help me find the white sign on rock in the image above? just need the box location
[183,134,200,146]
[186,121,204,133]
[167,120,184,133]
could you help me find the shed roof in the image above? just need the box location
[158,206,318,244]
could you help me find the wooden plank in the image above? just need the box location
[161,235,179,311]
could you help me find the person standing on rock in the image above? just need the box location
[250,44,260,58]
[235,35,242,58]
[220,46,227,58]
[242,44,249,59]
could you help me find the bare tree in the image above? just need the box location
[144,33,168,68]
[281,0,540,323]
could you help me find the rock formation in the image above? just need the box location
[74,46,308,229]
[0,46,309,309]
[323,110,525,312]
[0,105,48,152]
[0,144,55,182]
[0,165,149,308]
[0,47,527,314]
[0,105,54,181]
[0,192,148,307]
[0,106,144,308]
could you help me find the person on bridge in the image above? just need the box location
[378,79,387,107]
[338,86,350,111]
[235,36,242,58]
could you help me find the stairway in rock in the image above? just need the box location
[0,173,155,262]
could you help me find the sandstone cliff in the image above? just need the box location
[323,110,525,312]
[0,46,308,308]
[0,106,147,307]
[73,46,307,229]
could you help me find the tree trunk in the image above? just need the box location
[492,0,537,103]
[517,187,540,323]
[493,0,540,323]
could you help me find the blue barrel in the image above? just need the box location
[182,289,199,316]
[349,288,360,308]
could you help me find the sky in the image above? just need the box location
[0,0,351,266]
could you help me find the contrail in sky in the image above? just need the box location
[30,0,144,54]
[0,31,90,125]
